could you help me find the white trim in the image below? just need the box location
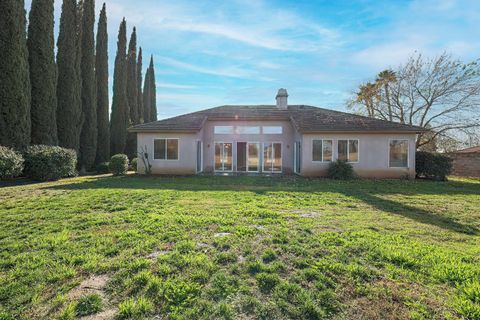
[262,142,282,173]
[152,138,180,161]
[294,141,301,174]
[214,141,234,172]
[196,140,203,173]
[388,139,409,168]
[311,139,333,163]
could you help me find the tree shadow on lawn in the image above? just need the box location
[40,175,479,235]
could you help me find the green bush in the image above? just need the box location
[327,160,354,180]
[23,145,77,181]
[109,154,129,176]
[416,151,452,181]
[130,158,138,171]
[95,162,110,174]
[0,146,24,180]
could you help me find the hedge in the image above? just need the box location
[416,151,452,181]
[0,146,24,179]
[23,145,77,181]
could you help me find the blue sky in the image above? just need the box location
[25,0,480,119]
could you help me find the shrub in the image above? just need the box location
[75,294,102,316]
[109,154,129,176]
[327,160,354,180]
[95,162,110,174]
[23,145,77,181]
[130,158,138,172]
[416,151,452,181]
[0,146,24,179]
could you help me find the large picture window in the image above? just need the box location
[312,140,333,162]
[389,140,408,167]
[338,139,359,162]
[263,142,282,172]
[154,139,179,160]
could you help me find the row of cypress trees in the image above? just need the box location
[0,0,157,170]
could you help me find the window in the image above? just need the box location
[154,139,179,160]
[215,142,233,171]
[338,139,359,162]
[312,140,333,162]
[214,126,234,134]
[263,143,282,172]
[389,140,408,167]
[236,126,260,134]
[263,126,283,134]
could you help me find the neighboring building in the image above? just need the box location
[129,89,424,178]
[449,146,480,177]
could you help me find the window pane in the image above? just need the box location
[312,140,322,161]
[215,143,222,170]
[323,140,333,162]
[247,143,259,171]
[273,143,282,171]
[236,126,260,134]
[349,140,358,162]
[338,140,348,161]
[154,139,166,159]
[167,139,178,160]
[224,143,232,171]
[214,126,234,134]
[390,140,408,167]
[263,143,273,171]
[263,126,283,134]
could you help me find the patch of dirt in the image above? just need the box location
[214,232,232,237]
[147,250,170,259]
[299,212,321,218]
[249,224,265,230]
[79,308,116,320]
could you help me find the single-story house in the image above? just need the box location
[129,89,425,178]
[449,146,480,177]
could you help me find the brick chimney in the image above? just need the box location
[276,88,288,109]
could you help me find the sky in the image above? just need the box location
[24,0,480,119]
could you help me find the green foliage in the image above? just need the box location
[117,297,153,319]
[148,56,157,121]
[56,0,82,152]
[262,249,277,263]
[0,0,31,149]
[27,0,57,146]
[327,160,355,180]
[110,19,129,155]
[130,158,138,172]
[0,146,24,179]
[96,162,110,174]
[23,145,77,181]
[79,0,97,170]
[109,154,129,176]
[416,151,452,181]
[75,294,102,316]
[142,63,151,123]
[95,3,110,164]
[125,28,138,159]
[256,272,280,293]
[58,302,76,320]
[137,48,144,123]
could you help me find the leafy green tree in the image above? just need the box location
[79,0,97,170]
[142,64,151,123]
[137,47,143,123]
[0,0,31,149]
[125,27,138,158]
[110,19,129,155]
[149,56,157,121]
[57,0,83,152]
[95,3,110,164]
[28,0,58,146]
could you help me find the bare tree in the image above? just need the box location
[138,145,152,175]
[349,52,480,148]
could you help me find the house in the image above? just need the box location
[129,89,424,178]
[449,146,480,177]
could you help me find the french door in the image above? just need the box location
[214,142,232,172]
[263,142,282,173]
[237,142,260,172]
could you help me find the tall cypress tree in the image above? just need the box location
[0,0,31,149]
[149,56,158,121]
[137,47,143,123]
[142,65,151,123]
[95,3,109,164]
[79,0,97,170]
[110,19,129,155]
[28,0,57,146]
[125,27,138,158]
[57,0,83,152]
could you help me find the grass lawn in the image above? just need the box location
[0,175,479,320]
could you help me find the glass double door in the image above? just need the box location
[214,142,281,173]
[236,142,260,172]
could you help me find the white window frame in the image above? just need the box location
[214,141,233,172]
[337,139,359,163]
[294,142,301,174]
[196,140,203,173]
[262,126,283,134]
[312,139,333,163]
[153,138,179,161]
[388,139,409,168]
[262,141,282,173]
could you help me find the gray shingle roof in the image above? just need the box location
[129,105,426,133]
